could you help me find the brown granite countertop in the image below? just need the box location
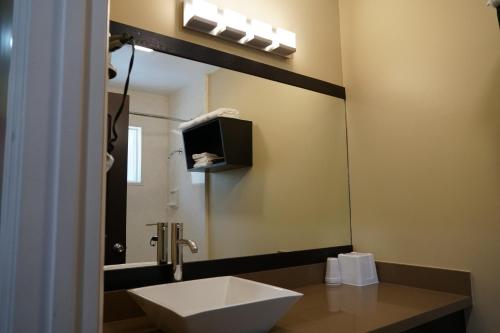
[271,282,471,333]
[103,282,471,333]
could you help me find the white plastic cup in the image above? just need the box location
[325,257,342,285]
[338,252,379,286]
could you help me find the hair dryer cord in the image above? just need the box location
[108,38,135,153]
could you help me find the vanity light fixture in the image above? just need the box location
[218,9,247,41]
[182,0,296,57]
[244,19,273,49]
[270,28,296,56]
[134,45,154,52]
[183,0,220,34]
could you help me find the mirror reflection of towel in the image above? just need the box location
[179,108,240,130]
[192,152,223,168]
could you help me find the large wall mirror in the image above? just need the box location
[105,22,351,270]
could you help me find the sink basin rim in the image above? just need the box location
[127,276,303,318]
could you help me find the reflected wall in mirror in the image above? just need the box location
[105,45,351,267]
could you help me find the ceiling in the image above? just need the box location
[109,45,219,95]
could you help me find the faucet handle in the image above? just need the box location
[171,223,183,237]
[145,222,167,227]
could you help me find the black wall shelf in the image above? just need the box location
[182,117,252,172]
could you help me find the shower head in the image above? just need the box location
[168,148,184,159]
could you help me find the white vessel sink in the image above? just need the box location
[128,276,303,333]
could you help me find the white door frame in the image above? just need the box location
[0,0,108,331]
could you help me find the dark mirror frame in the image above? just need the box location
[105,21,352,291]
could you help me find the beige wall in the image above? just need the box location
[207,69,351,258]
[110,0,343,85]
[339,1,500,331]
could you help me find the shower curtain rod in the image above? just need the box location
[129,111,189,122]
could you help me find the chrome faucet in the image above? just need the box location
[146,222,168,265]
[171,223,198,281]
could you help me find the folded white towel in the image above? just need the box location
[194,161,213,168]
[193,152,220,160]
[179,108,240,131]
[193,157,213,164]
[488,0,500,7]
[192,152,223,167]
[205,108,239,121]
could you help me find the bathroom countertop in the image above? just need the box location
[270,282,471,333]
[103,282,471,333]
